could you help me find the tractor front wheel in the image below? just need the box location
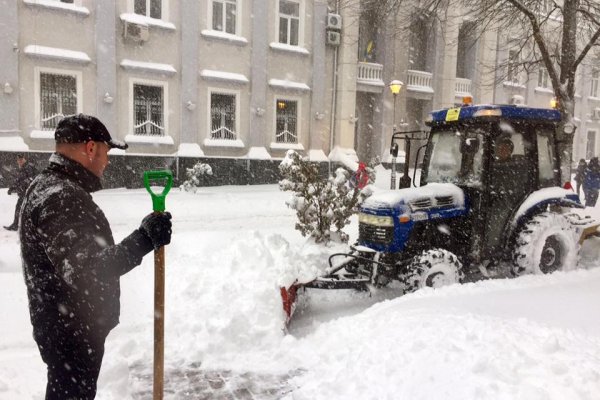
[403,249,463,294]
[512,212,580,276]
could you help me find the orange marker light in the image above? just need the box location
[399,215,411,223]
[462,96,473,106]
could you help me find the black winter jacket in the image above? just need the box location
[20,153,154,340]
[9,162,37,197]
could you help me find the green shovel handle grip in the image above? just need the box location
[143,170,173,212]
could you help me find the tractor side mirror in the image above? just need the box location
[391,142,399,157]
[461,138,480,154]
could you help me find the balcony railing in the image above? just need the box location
[406,70,434,93]
[357,62,384,86]
[455,78,472,95]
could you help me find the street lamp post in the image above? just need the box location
[389,80,403,190]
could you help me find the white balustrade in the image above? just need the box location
[406,70,434,93]
[357,62,384,85]
[455,77,472,95]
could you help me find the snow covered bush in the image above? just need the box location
[279,150,373,244]
[180,162,213,192]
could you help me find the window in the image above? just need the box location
[278,0,300,46]
[59,0,74,3]
[537,130,555,186]
[133,84,165,135]
[538,67,550,88]
[134,0,161,19]
[591,70,599,98]
[507,50,520,84]
[587,131,597,159]
[210,92,237,139]
[212,0,237,34]
[39,72,78,131]
[275,99,298,143]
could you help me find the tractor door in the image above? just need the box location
[484,126,536,251]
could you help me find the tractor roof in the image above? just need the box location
[425,104,561,126]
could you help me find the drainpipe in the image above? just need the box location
[328,0,340,176]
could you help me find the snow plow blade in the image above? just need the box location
[280,285,299,325]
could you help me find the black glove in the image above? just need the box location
[7,188,12,195]
[139,212,172,250]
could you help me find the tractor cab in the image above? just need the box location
[420,105,565,263]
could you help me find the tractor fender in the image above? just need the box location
[505,189,583,245]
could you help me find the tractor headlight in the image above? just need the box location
[359,213,395,227]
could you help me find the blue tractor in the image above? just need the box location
[281,104,599,320]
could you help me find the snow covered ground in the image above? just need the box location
[0,166,599,399]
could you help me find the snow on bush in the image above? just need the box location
[180,162,213,192]
[279,150,373,244]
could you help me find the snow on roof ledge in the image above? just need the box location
[268,79,311,92]
[247,147,272,160]
[201,30,248,45]
[120,13,176,30]
[23,0,90,16]
[177,143,205,157]
[120,60,177,76]
[329,146,359,171]
[200,70,249,84]
[24,45,91,64]
[269,42,310,55]
[0,136,29,152]
[308,149,329,162]
[204,138,245,148]
[125,134,175,145]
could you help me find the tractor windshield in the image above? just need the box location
[423,129,484,186]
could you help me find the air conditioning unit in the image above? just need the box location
[123,21,149,42]
[327,31,341,46]
[510,95,525,106]
[327,13,342,30]
[594,108,600,120]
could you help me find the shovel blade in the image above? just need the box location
[280,285,299,325]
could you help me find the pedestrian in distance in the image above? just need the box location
[574,158,587,196]
[3,153,37,231]
[583,157,600,207]
[19,114,173,400]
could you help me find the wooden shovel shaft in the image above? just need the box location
[153,245,165,400]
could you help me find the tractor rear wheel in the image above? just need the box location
[512,212,580,275]
[403,249,463,294]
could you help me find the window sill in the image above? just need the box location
[120,13,176,31]
[23,0,90,16]
[588,96,600,102]
[203,138,245,148]
[30,130,55,139]
[200,70,249,84]
[201,30,248,45]
[534,87,554,94]
[269,42,310,56]
[125,134,174,145]
[24,45,91,64]
[270,142,304,151]
[121,59,177,76]
[503,81,527,89]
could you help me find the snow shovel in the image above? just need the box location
[143,170,173,400]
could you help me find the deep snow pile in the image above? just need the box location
[0,167,599,399]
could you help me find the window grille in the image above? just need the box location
[212,0,237,34]
[210,93,236,140]
[134,0,161,19]
[275,100,298,144]
[279,0,300,46]
[134,84,165,136]
[40,73,77,131]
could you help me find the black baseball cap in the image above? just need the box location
[55,114,128,150]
